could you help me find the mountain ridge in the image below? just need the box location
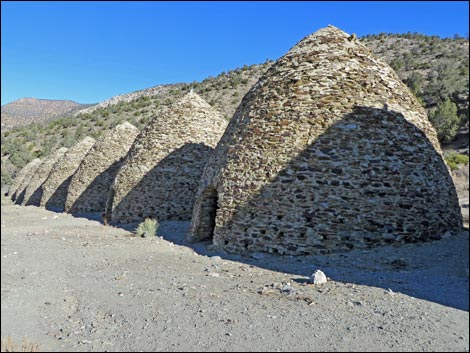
[1,33,468,187]
[1,97,95,129]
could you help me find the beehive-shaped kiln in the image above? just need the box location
[23,148,68,206]
[64,122,139,214]
[39,136,96,211]
[108,92,228,223]
[188,26,462,255]
[9,158,41,202]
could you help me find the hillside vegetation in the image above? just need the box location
[1,33,469,186]
[1,98,94,129]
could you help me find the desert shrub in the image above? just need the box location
[74,125,86,140]
[390,58,404,71]
[40,135,58,156]
[445,151,469,170]
[429,97,460,143]
[1,164,12,186]
[4,141,34,169]
[135,218,159,238]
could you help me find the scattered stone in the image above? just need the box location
[297,296,315,306]
[281,284,294,294]
[311,270,328,285]
[347,300,363,307]
[258,288,277,296]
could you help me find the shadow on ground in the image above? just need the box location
[27,107,467,311]
[115,218,470,312]
[15,205,470,312]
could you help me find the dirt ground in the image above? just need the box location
[1,202,469,352]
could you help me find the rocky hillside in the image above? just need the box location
[74,62,271,121]
[1,33,468,186]
[361,33,469,119]
[1,98,94,129]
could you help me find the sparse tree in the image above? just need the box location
[429,97,460,143]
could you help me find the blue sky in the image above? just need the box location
[1,1,469,105]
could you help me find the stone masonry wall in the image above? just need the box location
[188,26,462,255]
[64,122,139,214]
[9,158,41,201]
[108,92,228,223]
[23,147,68,206]
[39,136,96,211]
[14,160,43,205]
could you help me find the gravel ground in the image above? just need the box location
[1,203,469,352]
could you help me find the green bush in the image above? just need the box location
[136,218,159,238]
[1,164,12,187]
[445,152,469,170]
[390,58,404,71]
[429,97,460,143]
[4,140,34,169]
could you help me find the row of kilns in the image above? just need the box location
[9,26,463,256]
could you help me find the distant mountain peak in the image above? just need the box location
[1,97,95,129]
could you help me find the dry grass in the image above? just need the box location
[0,337,40,352]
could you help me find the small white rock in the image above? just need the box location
[311,270,327,284]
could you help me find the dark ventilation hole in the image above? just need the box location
[197,186,219,241]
